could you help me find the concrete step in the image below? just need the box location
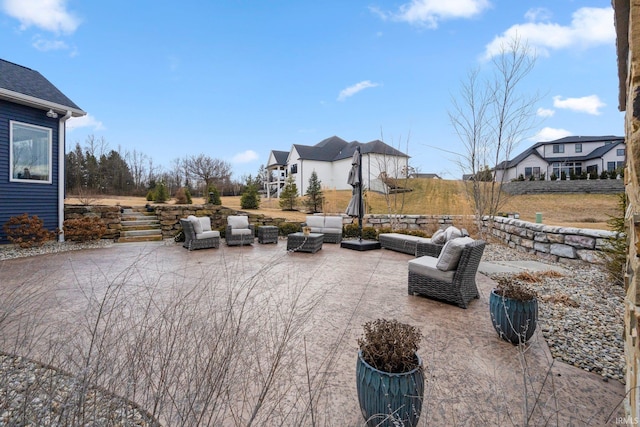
[120,229,162,237]
[117,235,164,243]
[121,220,161,228]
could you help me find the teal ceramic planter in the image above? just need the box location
[356,351,424,427]
[489,289,538,344]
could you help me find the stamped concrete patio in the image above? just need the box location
[0,239,626,426]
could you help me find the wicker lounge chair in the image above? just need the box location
[226,215,255,246]
[408,239,486,308]
[180,217,220,250]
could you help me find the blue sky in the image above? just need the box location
[0,0,622,180]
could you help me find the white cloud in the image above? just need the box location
[372,0,490,28]
[553,95,605,115]
[530,127,572,142]
[32,37,68,51]
[232,150,259,163]
[337,80,380,101]
[2,0,80,34]
[483,7,614,59]
[67,114,105,132]
[536,107,555,118]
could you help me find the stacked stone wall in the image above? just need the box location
[481,216,619,265]
[502,179,624,195]
[63,205,121,240]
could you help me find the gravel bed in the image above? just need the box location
[0,239,114,261]
[483,242,625,383]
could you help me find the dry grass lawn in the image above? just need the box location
[65,179,621,230]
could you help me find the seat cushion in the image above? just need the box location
[231,228,253,236]
[436,237,475,271]
[409,256,456,282]
[306,216,325,228]
[322,228,342,234]
[324,216,343,229]
[188,215,203,234]
[196,230,220,239]
[228,216,249,229]
[199,216,212,232]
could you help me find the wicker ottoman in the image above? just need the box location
[258,226,278,244]
[287,232,323,253]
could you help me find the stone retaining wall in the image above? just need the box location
[502,179,624,195]
[482,216,620,265]
[64,205,122,240]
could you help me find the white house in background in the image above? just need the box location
[494,135,626,182]
[266,136,409,197]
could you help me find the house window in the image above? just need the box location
[607,162,616,172]
[552,162,581,177]
[10,121,52,184]
[617,148,625,156]
[290,164,298,174]
[552,144,564,153]
[524,167,541,179]
[575,143,582,153]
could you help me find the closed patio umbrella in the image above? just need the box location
[346,147,362,219]
[342,146,380,250]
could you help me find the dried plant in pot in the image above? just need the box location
[356,318,425,427]
[490,276,539,345]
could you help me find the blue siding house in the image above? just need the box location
[0,59,85,244]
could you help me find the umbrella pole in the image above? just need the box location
[358,147,363,241]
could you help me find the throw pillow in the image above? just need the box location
[436,237,475,271]
[443,226,462,242]
[431,229,445,244]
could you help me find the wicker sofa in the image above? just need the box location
[302,215,343,243]
[408,238,486,309]
[380,226,468,257]
[180,216,220,250]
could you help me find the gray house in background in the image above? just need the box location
[494,135,625,181]
[0,59,86,244]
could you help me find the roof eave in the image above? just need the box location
[0,88,86,117]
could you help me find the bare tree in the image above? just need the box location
[125,149,148,193]
[449,36,540,233]
[185,154,232,195]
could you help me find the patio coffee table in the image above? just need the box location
[287,232,323,253]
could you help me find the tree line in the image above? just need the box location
[65,135,266,198]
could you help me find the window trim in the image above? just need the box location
[9,120,53,184]
[552,144,565,154]
[575,143,582,153]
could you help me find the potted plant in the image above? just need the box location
[489,277,538,345]
[356,318,425,427]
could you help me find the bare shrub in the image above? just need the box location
[3,213,57,247]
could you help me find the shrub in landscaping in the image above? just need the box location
[278,222,301,236]
[241,185,260,209]
[63,216,107,242]
[3,213,56,248]
[153,182,169,203]
[208,186,221,205]
[343,223,359,238]
[174,187,192,204]
[362,226,377,240]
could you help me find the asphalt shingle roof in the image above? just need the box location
[291,136,409,162]
[0,59,83,111]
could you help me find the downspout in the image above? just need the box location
[58,111,72,242]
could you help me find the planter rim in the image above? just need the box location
[357,350,423,377]
[490,287,537,302]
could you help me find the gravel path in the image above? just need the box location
[0,239,626,425]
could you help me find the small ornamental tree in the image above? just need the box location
[153,182,169,203]
[279,175,299,211]
[305,171,324,213]
[241,183,260,209]
[207,185,221,205]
